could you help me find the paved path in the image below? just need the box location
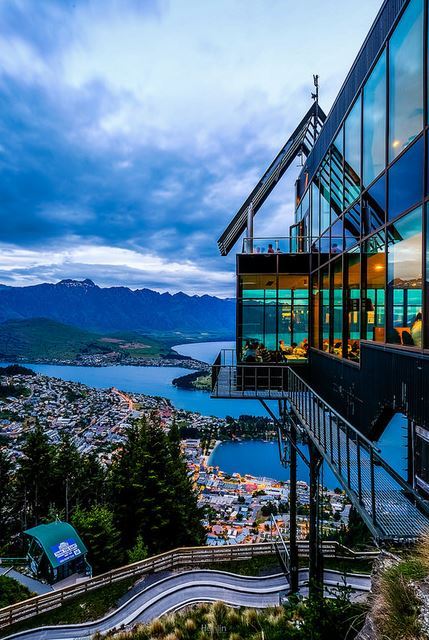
[3,568,371,640]
[0,569,52,595]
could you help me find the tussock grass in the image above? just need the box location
[373,544,429,640]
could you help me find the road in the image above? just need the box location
[4,568,371,640]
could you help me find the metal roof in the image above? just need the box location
[217,102,326,256]
[25,521,87,569]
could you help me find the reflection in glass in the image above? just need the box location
[388,136,423,221]
[389,0,423,161]
[345,205,361,249]
[363,233,385,341]
[344,97,361,206]
[387,207,422,346]
[311,183,320,243]
[363,51,386,186]
[331,219,343,255]
[362,175,386,236]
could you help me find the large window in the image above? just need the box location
[238,274,309,362]
[389,0,423,161]
[388,136,423,221]
[363,51,386,187]
[321,266,330,351]
[311,272,320,350]
[331,259,343,356]
[363,233,386,342]
[387,206,422,346]
[345,251,361,361]
[344,97,361,207]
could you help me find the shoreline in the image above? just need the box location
[206,439,222,467]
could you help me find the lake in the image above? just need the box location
[1,340,406,483]
[208,440,340,489]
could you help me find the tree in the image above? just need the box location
[15,422,55,528]
[110,414,204,555]
[0,449,13,550]
[72,505,124,574]
[127,535,148,564]
[51,433,81,520]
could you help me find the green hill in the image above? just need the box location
[0,318,171,361]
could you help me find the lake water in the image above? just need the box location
[1,340,406,484]
[208,440,340,489]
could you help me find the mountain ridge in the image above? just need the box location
[0,280,235,335]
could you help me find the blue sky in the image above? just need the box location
[0,0,380,296]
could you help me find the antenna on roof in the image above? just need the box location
[311,74,319,143]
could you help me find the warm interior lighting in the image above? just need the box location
[392,139,401,148]
[374,264,384,271]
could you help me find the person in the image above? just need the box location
[411,312,422,348]
[267,243,275,254]
[331,243,339,254]
[257,343,271,362]
[243,341,257,362]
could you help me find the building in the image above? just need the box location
[213,0,429,590]
[24,521,91,585]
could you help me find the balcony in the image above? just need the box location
[211,349,306,399]
[241,236,311,254]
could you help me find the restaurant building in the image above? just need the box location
[213,0,429,555]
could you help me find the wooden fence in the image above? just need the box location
[0,541,378,630]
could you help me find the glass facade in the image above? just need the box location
[238,274,309,363]
[363,51,386,186]
[389,0,423,161]
[295,0,428,358]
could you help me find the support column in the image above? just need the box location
[288,405,299,594]
[309,442,323,598]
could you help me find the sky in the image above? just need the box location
[0,0,381,297]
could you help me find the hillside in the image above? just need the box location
[0,280,235,336]
[0,318,173,361]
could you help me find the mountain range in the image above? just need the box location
[0,280,235,336]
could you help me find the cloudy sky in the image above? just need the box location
[1,0,380,296]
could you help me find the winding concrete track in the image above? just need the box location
[4,569,371,640]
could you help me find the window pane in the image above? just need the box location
[387,207,422,346]
[388,136,423,221]
[363,51,386,186]
[321,266,330,352]
[346,251,361,361]
[345,205,361,249]
[363,233,386,341]
[312,272,320,349]
[344,97,362,206]
[311,183,320,243]
[389,0,423,161]
[331,259,343,356]
[362,175,386,236]
[331,219,343,255]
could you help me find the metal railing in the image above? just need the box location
[211,350,306,399]
[241,235,345,255]
[0,541,376,630]
[242,236,311,254]
[287,368,429,541]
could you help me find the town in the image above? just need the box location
[0,369,351,545]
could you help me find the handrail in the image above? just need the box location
[0,541,377,630]
[288,367,378,452]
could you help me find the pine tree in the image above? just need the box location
[72,505,124,573]
[110,413,205,555]
[15,422,55,527]
[0,448,13,550]
[51,432,81,520]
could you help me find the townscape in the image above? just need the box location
[1,369,351,545]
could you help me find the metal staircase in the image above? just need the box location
[286,368,429,542]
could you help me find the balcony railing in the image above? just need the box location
[241,236,344,255]
[211,349,306,399]
[241,236,310,254]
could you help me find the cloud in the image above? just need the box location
[0,0,380,296]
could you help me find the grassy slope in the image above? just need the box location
[0,319,171,361]
[0,577,135,638]
[0,576,33,608]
